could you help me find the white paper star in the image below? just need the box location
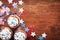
[0,1,3,6]
[19,8,24,13]
[31,32,36,37]
[8,0,13,4]
[18,0,23,5]
[20,19,24,24]
[42,32,47,38]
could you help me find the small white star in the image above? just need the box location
[31,32,36,37]
[8,0,13,4]
[20,19,24,24]
[19,8,24,13]
[42,32,47,38]
[18,0,23,5]
[0,1,3,6]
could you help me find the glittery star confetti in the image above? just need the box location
[38,36,44,40]
[12,2,18,8]
[42,32,47,38]
[21,23,25,27]
[19,8,24,13]
[31,32,36,37]
[0,18,4,25]
[29,26,35,32]
[22,10,26,16]
[6,11,11,15]
[9,2,14,6]
[0,0,49,40]
[8,0,13,4]
[18,0,23,5]
[20,19,24,24]
[6,7,10,12]
[2,18,6,22]
[2,5,7,9]
[0,1,3,6]
[1,13,5,16]
[25,27,29,32]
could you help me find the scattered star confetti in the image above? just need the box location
[8,0,13,4]
[6,7,10,12]
[9,2,14,6]
[22,10,26,16]
[6,11,11,15]
[16,12,21,16]
[2,5,7,9]
[18,0,23,5]
[2,18,6,22]
[19,8,24,13]
[0,18,4,25]
[42,32,47,38]
[0,9,5,16]
[38,36,44,40]
[12,2,18,8]
[21,23,25,27]
[1,13,5,16]
[29,26,35,32]
[0,0,48,40]
[0,1,3,6]
[20,19,24,24]
[25,27,29,32]
[27,30,31,37]
[31,32,36,37]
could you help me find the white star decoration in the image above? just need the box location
[19,8,24,13]
[42,32,47,38]
[0,1,3,6]
[8,0,13,4]
[20,19,24,24]
[31,32,36,37]
[18,0,23,5]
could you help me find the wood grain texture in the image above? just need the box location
[0,0,60,40]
